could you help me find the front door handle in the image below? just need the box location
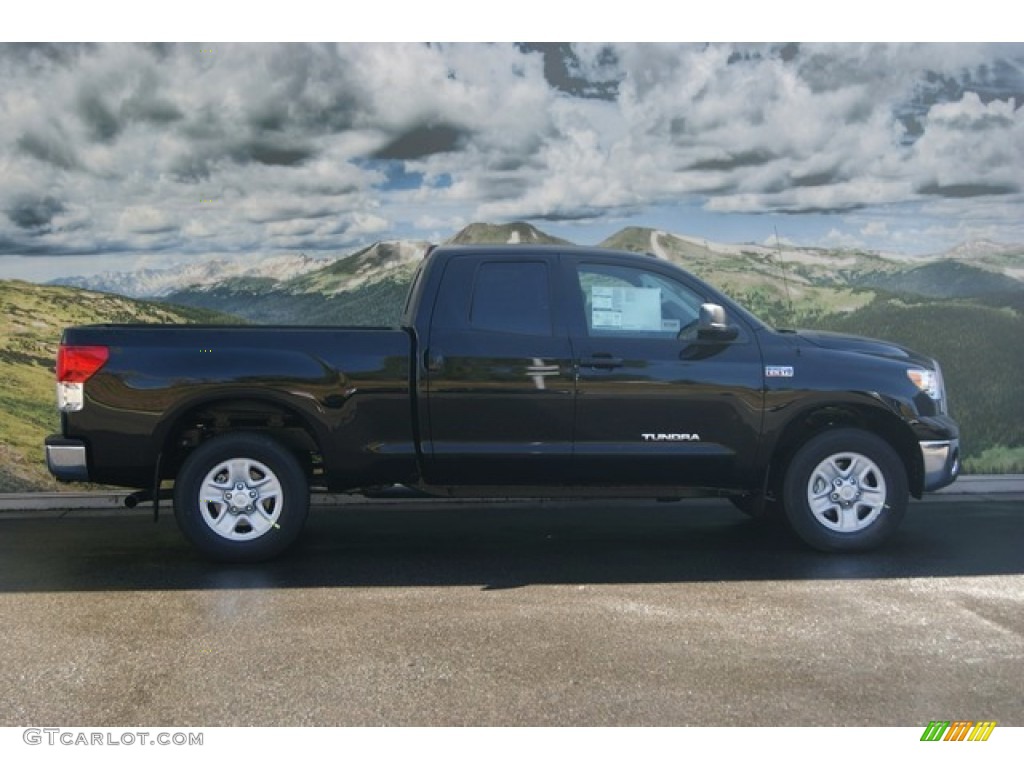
[580,353,624,369]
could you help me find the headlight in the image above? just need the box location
[907,367,944,409]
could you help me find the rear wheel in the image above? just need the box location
[173,433,309,562]
[782,429,907,552]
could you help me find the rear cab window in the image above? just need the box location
[432,257,555,336]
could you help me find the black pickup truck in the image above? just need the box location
[46,244,960,561]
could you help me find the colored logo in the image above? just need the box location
[920,720,997,742]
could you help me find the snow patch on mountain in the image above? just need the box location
[941,240,1024,260]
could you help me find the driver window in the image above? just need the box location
[577,263,705,339]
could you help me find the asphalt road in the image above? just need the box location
[0,496,1022,726]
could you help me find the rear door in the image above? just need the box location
[422,254,576,485]
[564,256,764,489]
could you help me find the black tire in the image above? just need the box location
[173,433,309,562]
[782,428,908,552]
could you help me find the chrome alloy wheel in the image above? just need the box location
[805,451,887,533]
[197,457,284,541]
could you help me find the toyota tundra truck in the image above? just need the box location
[45,245,961,561]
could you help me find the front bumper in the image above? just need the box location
[45,435,89,482]
[920,438,960,492]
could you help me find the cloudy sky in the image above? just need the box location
[2,41,1023,281]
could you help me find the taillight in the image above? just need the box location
[57,345,109,383]
[56,345,109,413]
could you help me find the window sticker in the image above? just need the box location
[591,286,663,331]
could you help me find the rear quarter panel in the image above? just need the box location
[62,325,415,488]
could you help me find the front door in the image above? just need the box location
[565,257,764,490]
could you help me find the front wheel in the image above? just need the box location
[173,433,309,562]
[782,429,908,552]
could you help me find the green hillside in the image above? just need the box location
[285,241,427,296]
[810,297,1024,466]
[0,281,240,491]
[447,221,572,245]
[169,274,413,327]
[167,240,423,325]
[853,261,1014,298]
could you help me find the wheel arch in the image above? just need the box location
[156,393,327,483]
[763,403,924,500]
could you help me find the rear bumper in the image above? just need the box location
[45,435,89,482]
[920,438,960,492]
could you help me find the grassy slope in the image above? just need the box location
[810,298,1024,462]
[168,270,416,326]
[853,261,1014,298]
[0,281,239,491]
[446,221,572,245]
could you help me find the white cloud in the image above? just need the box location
[1,41,1022,276]
[911,92,1023,192]
[861,221,890,238]
[117,206,176,235]
[822,227,866,249]
[347,211,390,238]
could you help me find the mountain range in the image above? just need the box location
[50,252,331,298]
[50,223,1023,311]
[149,224,570,326]
[133,223,1020,329]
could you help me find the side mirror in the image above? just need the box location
[697,303,738,341]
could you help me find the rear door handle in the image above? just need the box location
[580,353,624,369]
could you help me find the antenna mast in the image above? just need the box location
[774,226,794,322]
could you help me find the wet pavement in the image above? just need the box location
[1,496,1022,725]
